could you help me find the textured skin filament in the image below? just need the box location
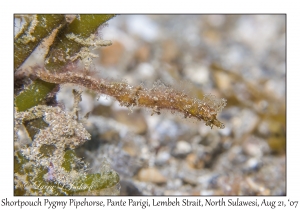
[36,70,226,129]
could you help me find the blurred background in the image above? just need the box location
[57,15,286,195]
